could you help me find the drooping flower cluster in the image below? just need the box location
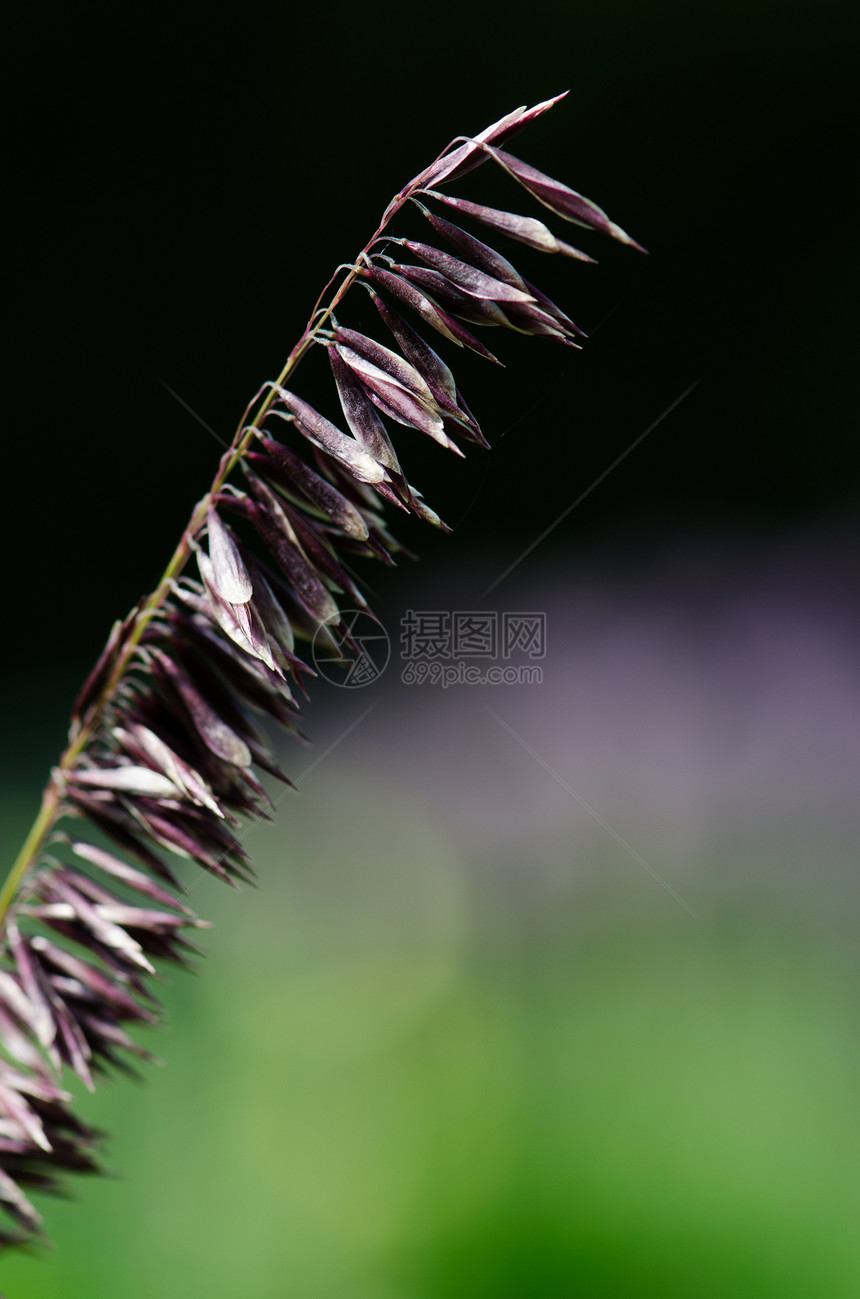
[0,93,642,1248]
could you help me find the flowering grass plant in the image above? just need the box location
[0,93,642,1248]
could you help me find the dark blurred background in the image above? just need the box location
[4,0,857,696]
[3,1,860,1295]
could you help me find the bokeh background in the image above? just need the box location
[3,0,860,1294]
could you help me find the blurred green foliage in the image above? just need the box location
[3,763,860,1298]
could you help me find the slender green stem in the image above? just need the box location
[0,191,413,930]
[0,782,61,923]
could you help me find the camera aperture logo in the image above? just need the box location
[311,609,391,688]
